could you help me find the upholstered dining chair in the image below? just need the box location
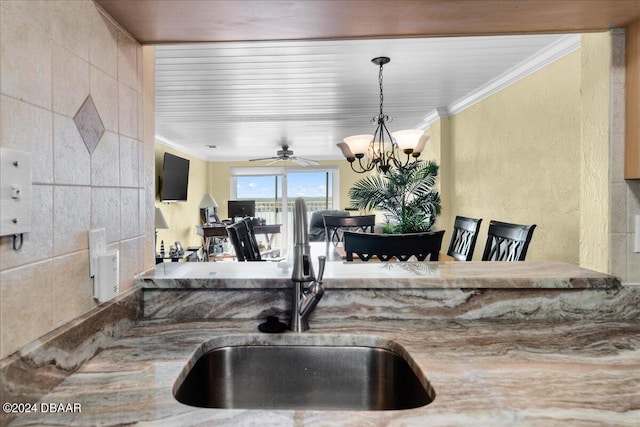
[481,220,537,261]
[324,214,376,246]
[343,230,445,262]
[446,216,483,261]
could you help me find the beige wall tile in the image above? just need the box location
[0,0,151,357]
[610,133,625,183]
[0,8,51,109]
[91,187,121,244]
[610,183,628,233]
[610,81,625,135]
[119,135,139,188]
[0,185,53,270]
[53,186,91,256]
[627,234,640,283]
[118,238,139,293]
[53,250,93,326]
[610,232,627,281]
[118,82,137,138]
[138,188,146,247]
[610,30,626,84]
[628,181,640,232]
[117,30,137,90]
[52,44,89,118]
[120,188,139,240]
[90,130,120,187]
[89,65,118,132]
[54,113,91,185]
[0,95,53,184]
[0,260,55,359]
[49,0,89,60]
[89,7,117,78]
[1,0,53,35]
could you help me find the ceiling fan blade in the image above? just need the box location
[292,156,319,166]
[265,158,282,166]
[249,156,279,162]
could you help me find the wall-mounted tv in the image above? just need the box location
[228,200,255,219]
[160,152,190,202]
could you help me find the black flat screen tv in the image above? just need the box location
[160,153,190,202]
[228,200,255,219]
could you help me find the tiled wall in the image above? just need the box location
[0,0,154,358]
[609,30,640,284]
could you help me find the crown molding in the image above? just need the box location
[418,33,581,129]
[155,135,210,161]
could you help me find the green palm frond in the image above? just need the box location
[348,159,441,233]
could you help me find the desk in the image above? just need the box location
[196,224,282,260]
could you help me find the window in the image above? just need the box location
[230,166,339,252]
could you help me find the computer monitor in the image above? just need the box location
[228,200,255,220]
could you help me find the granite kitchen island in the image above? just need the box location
[2,261,639,426]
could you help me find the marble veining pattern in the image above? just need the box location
[0,289,142,427]
[140,261,620,289]
[6,319,640,426]
[143,286,640,322]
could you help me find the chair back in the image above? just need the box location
[446,216,483,261]
[481,220,536,261]
[226,220,262,261]
[309,210,349,242]
[242,218,262,260]
[343,230,445,262]
[324,214,376,246]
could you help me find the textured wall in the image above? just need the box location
[444,51,582,262]
[580,33,611,272]
[0,0,153,358]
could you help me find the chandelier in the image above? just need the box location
[337,57,428,174]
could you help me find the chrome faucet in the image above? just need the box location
[290,198,326,332]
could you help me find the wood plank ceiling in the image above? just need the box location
[96,0,640,161]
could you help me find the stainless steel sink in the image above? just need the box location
[174,345,434,411]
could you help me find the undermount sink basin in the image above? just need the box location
[174,344,434,411]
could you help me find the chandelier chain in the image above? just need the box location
[379,61,384,119]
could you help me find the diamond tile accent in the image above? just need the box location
[73,95,105,154]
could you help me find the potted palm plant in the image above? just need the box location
[348,161,441,234]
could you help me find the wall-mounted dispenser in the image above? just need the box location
[89,228,119,302]
[0,148,32,249]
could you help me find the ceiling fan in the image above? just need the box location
[249,144,319,166]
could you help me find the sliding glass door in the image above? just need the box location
[230,166,339,253]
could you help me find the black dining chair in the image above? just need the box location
[481,220,537,261]
[226,220,262,261]
[308,210,349,242]
[446,216,483,261]
[343,230,445,262]
[324,214,376,246]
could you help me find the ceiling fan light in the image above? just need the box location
[343,134,373,155]
[392,129,424,152]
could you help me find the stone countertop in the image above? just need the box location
[8,318,640,426]
[140,260,619,289]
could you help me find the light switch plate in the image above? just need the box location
[0,148,32,236]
